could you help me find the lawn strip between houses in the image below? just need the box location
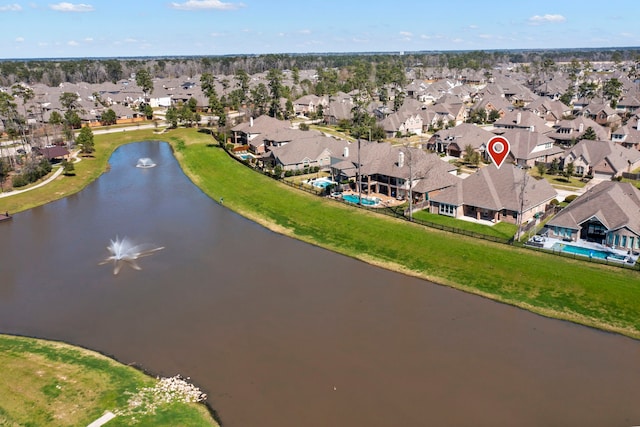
[174,135,640,339]
[0,335,218,427]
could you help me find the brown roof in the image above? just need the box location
[39,146,69,159]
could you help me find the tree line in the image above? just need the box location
[2,48,639,87]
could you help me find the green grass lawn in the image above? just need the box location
[531,170,588,190]
[411,209,518,241]
[5,126,640,342]
[174,136,640,339]
[0,335,218,427]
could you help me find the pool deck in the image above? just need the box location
[339,190,405,208]
[530,236,638,265]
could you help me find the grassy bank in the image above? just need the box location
[1,128,162,215]
[0,334,218,426]
[5,127,640,339]
[172,133,640,339]
[5,127,640,338]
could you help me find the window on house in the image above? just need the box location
[622,236,627,248]
[439,204,455,216]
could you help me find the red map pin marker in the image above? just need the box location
[487,136,510,169]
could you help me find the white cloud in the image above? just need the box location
[399,31,413,37]
[169,0,244,10]
[528,14,566,25]
[0,3,22,11]
[50,2,94,12]
[84,37,93,42]
[420,34,444,40]
[67,40,79,46]
[15,36,24,42]
[298,29,311,35]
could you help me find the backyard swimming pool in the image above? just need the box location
[342,194,381,206]
[551,242,628,262]
[309,177,337,188]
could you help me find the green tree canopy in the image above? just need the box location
[581,126,597,141]
[101,108,117,126]
[135,69,154,96]
[76,126,95,154]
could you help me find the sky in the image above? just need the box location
[1,0,639,59]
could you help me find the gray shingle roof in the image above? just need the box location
[432,164,557,211]
[564,139,640,173]
[498,129,563,161]
[547,181,640,234]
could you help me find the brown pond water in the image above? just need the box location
[1,141,639,427]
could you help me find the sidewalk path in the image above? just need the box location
[86,411,116,427]
[0,150,81,199]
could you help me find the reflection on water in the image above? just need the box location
[0,141,639,427]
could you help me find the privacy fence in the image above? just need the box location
[220,142,639,271]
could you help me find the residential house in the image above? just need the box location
[471,94,513,120]
[261,134,349,172]
[548,116,610,146]
[525,98,572,125]
[426,123,495,157]
[405,80,428,100]
[429,164,557,225]
[495,128,564,168]
[432,95,467,125]
[324,94,354,125]
[545,180,640,251]
[562,139,640,179]
[616,94,640,114]
[293,94,327,116]
[330,141,459,204]
[534,74,571,100]
[231,115,291,152]
[493,110,550,133]
[582,101,622,129]
[380,110,423,137]
[611,117,640,150]
[259,128,324,152]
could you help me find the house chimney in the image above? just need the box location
[343,146,349,158]
[637,121,640,131]
[250,117,254,127]
[398,150,405,168]
[516,112,522,125]
[579,123,584,133]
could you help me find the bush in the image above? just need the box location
[299,123,309,131]
[564,194,578,203]
[550,199,560,206]
[12,175,28,187]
